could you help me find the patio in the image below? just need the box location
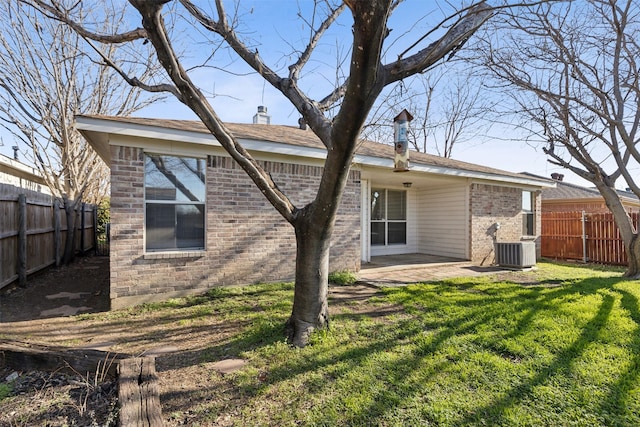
[358,254,505,287]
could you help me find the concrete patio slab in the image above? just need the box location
[358,254,506,287]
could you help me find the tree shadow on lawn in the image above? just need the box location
[229,274,638,426]
[594,285,640,423]
[456,291,616,425]
[396,274,637,427]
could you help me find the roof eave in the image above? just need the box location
[75,115,554,189]
[353,155,556,188]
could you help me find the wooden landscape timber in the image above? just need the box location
[118,356,163,427]
[0,340,127,378]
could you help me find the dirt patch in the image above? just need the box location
[0,256,114,425]
[0,256,110,323]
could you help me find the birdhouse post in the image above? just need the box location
[393,109,413,172]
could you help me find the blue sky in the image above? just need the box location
[0,0,588,187]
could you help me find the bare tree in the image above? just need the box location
[0,0,160,263]
[363,66,494,157]
[24,0,520,346]
[476,0,640,277]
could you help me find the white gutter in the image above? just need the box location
[352,154,556,188]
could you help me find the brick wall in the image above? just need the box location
[109,148,360,308]
[469,183,541,265]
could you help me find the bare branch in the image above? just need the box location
[179,0,333,145]
[19,0,148,43]
[476,0,640,272]
[130,0,297,222]
[384,1,493,84]
[288,2,347,82]
[82,36,182,100]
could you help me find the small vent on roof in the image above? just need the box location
[551,173,564,181]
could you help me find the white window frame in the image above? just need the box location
[144,153,206,252]
[370,188,407,246]
[522,190,535,237]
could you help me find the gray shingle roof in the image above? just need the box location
[521,172,639,203]
[542,180,601,200]
[77,115,553,186]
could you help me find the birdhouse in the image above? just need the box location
[393,109,413,172]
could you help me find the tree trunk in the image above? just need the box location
[62,197,76,265]
[595,183,640,278]
[286,216,332,347]
[624,234,640,278]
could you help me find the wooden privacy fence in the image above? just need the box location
[0,184,97,290]
[541,211,639,265]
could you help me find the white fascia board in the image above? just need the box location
[75,116,218,146]
[241,140,327,160]
[75,116,329,161]
[353,154,556,188]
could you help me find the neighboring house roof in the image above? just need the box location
[0,153,44,184]
[76,115,555,188]
[522,172,640,206]
[0,154,44,184]
[0,153,52,196]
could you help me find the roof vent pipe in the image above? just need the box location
[298,117,307,130]
[551,173,564,181]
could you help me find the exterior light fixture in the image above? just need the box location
[403,182,412,188]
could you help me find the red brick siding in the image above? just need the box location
[109,148,360,308]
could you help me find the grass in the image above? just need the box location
[0,383,11,401]
[206,261,639,426]
[9,261,640,426]
[329,269,358,285]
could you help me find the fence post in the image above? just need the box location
[93,205,98,255]
[17,193,27,287]
[582,210,588,263]
[80,202,86,254]
[54,199,62,267]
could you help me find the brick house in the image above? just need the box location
[77,115,553,308]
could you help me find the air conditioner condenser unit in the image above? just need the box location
[495,241,536,268]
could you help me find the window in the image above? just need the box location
[371,188,407,246]
[522,190,535,236]
[145,154,205,251]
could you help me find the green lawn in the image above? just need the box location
[191,261,639,426]
[10,261,636,426]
